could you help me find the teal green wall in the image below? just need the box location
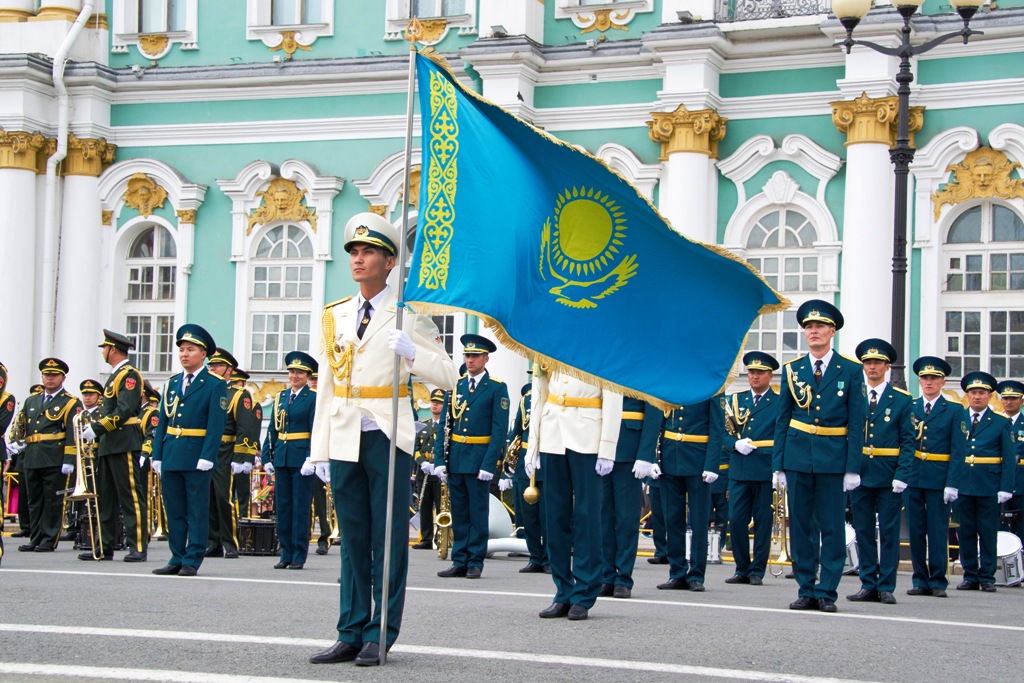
[534,79,660,108]
[918,104,1024,148]
[718,116,846,161]
[919,52,1024,86]
[720,67,844,98]
[554,126,661,166]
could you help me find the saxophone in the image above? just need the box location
[436,483,452,561]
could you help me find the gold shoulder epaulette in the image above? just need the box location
[893,386,911,396]
[489,376,504,384]
[324,296,353,309]
[782,357,800,366]
[839,353,862,364]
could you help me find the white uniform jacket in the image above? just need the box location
[525,370,622,467]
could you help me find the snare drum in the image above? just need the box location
[994,531,1023,587]
[843,523,859,576]
[238,517,279,556]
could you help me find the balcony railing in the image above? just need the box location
[715,0,833,22]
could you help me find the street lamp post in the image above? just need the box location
[831,0,985,389]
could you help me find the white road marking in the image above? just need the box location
[0,663,336,683]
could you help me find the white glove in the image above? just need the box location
[8,440,26,454]
[943,487,958,504]
[81,424,96,441]
[387,329,416,361]
[197,459,214,472]
[734,438,756,455]
[300,459,315,476]
[998,491,1013,504]
[632,460,653,480]
[702,470,719,484]
[498,478,513,492]
[152,460,162,475]
[138,455,146,469]
[61,463,74,475]
[314,461,330,483]
[843,473,861,492]
[434,465,447,483]
[595,459,614,476]
[892,479,908,494]
[230,462,244,475]
[649,463,662,480]
[420,460,434,475]
[264,462,275,476]
[478,469,493,482]
[525,455,539,478]
[772,471,787,489]
[240,462,253,474]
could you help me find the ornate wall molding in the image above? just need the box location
[123,173,168,217]
[718,133,841,206]
[932,146,1024,220]
[353,148,424,217]
[831,92,924,148]
[647,105,727,160]
[247,176,317,233]
[0,129,46,171]
[594,142,660,199]
[65,134,116,177]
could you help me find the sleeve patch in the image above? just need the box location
[125,377,137,391]
[243,397,251,410]
[220,397,229,410]
[500,397,509,410]
[151,415,159,427]
[6,400,11,411]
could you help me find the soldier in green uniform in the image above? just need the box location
[412,388,444,549]
[81,330,147,562]
[151,324,228,576]
[10,358,80,552]
[228,368,261,523]
[847,339,915,605]
[955,371,1015,592]
[499,382,549,572]
[0,362,15,563]
[61,378,103,542]
[773,300,866,614]
[996,380,1024,548]
[9,383,43,538]
[434,334,510,580]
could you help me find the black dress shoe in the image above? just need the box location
[204,546,224,558]
[906,586,932,596]
[18,544,37,552]
[79,551,113,561]
[519,563,544,573]
[59,532,77,542]
[789,596,818,610]
[315,544,329,556]
[543,565,552,574]
[310,640,360,664]
[411,541,432,550]
[437,564,467,578]
[10,530,29,538]
[613,585,631,599]
[818,598,837,613]
[879,591,897,604]
[725,574,749,584]
[152,564,181,575]
[657,578,688,590]
[932,588,948,598]
[354,642,381,667]
[567,604,588,621]
[647,556,668,565]
[784,570,796,579]
[224,549,239,559]
[980,582,997,593]
[465,566,481,579]
[123,551,147,563]
[688,581,705,592]
[748,576,763,586]
[33,546,55,552]
[179,565,198,577]
[539,602,570,618]
[598,583,614,597]
[957,580,980,591]
[273,561,290,569]
[288,563,304,570]
[846,589,880,602]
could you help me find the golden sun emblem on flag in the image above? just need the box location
[539,186,637,309]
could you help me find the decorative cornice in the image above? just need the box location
[0,9,33,22]
[647,105,727,159]
[65,134,116,176]
[28,6,81,22]
[831,92,924,148]
[0,129,46,171]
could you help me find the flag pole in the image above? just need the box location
[379,45,418,667]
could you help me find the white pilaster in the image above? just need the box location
[664,152,713,243]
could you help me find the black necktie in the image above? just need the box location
[288,391,296,406]
[924,402,931,416]
[814,359,823,386]
[469,378,476,393]
[43,394,52,405]
[184,373,193,393]
[869,390,877,414]
[357,300,372,339]
[971,412,980,433]
[752,393,760,407]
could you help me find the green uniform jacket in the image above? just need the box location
[222,387,260,466]
[0,390,16,439]
[21,389,80,469]
[140,403,160,454]
[92,361,144,456]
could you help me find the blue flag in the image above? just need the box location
[405,52,787,407]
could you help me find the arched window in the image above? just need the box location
[124,225,177,373]
[942,202,1024,378]
[249,224,314,372]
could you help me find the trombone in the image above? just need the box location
[768,483,790,577]
[61,410,104,560]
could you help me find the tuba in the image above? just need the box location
[501,434,523,478]
[62,409,104,560]
[8,405,27,443]
[768,484,790,577]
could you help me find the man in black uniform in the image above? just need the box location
[80,330,147,562]
[229,368,261,520]
[413,388,444,549]
[9,383,43,538]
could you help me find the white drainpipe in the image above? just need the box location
[40,1,95,354]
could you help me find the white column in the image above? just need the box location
[663,152,713,243]
[0,167,40,396]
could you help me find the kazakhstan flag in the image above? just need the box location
[405,52,788,408]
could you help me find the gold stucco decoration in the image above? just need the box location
[831,92,924,148]
[101,210,113,226]
[247,177,317,235]
[647,105,727,160]
[176,209,197,224]
[138,33,169,58]
[368,204,388,217]
[405,17,448,44]
[269,31,312,60]
[247,379,286,404]
[65,134,116,177]
[579,9,631,34]
[123,173,168,217]
[933,147,1024,220]
[0,129,46,171]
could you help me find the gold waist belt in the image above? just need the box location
[789,420,848,437]
[278,432,311,442]
[863,447,900,457]
[547,395,602,408]
[965,455,1001,465]
[751,440,774,448]
[221,435,234,443]
[914,451,950,462]
[521,441,528,450]
[25,432,66,443]
[662,431,709,444]
[621,411,645,421]
[451,435,491,444]
[334,384,409,399]
[167,427,206,438]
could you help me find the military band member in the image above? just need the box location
[0,362,14,563]
[10,358,80,552]
[955,371,1015,592]
[905,357,962,598]
[230,368,261,518]
[262,350,318,570]
[525,369,622,621]
[500,382,549,573]
[308,212,457,666]
[846,339,915,605]
[9,383,44,538]
[996,380,1024,548]
[434,334,509,580]
[81,330,148,562]
[412,388,444,550]
[720,351,779,586]
[773,300,866,613]
[62,379,103,542]
[151,324,228,577]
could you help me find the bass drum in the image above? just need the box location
[842,523,859,576]
[994,531,1023,587]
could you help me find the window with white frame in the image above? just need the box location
[385,0,477,40]
[250,224,314,372]
[140,0,187,33]
[411,0,466,17]
[124,225,177,373]
[271,0,323,25]
[246,0,334,44]
[942,202,1024,378]
[111,0,198,55]
[744,207,821,364]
